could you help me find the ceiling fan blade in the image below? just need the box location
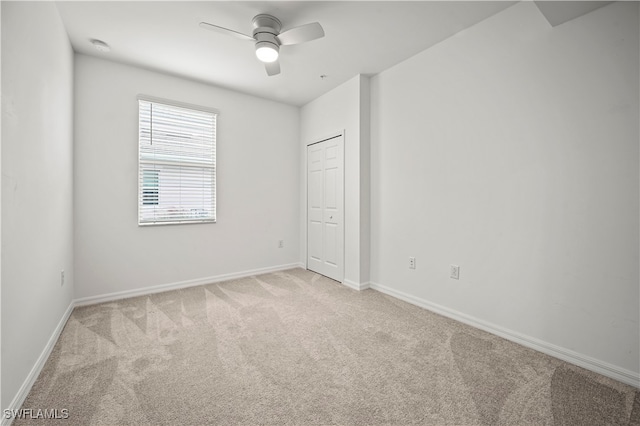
[199,22,254,42]
[276,22,324,46]
[265,60,281,76]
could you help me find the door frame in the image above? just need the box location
[305,130,345,282]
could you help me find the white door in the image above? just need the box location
[307,135,344,282]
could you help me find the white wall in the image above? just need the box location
[370,1,639,376]
[1,1,75,409]
[299,75,370,286]
[74,55,300,299]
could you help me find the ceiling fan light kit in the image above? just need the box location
[200,13,324,76]
[255,42,279,63]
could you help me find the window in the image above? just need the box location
[141,169,159,205]
[138,97,217,225]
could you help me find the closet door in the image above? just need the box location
[307,135,344,282]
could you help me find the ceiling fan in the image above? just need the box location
[200,14,325,76]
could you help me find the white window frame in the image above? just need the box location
[137,95,218,226]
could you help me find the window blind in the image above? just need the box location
[138,99,216,225]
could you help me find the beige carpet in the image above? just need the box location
[16,268,640,425]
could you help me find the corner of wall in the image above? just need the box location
[359,75,371,284]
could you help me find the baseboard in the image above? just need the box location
[74,262,305,307]
[1,301,75,426]
[342,279,371,291]
[369,281,640,389]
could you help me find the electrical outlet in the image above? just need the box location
[278,240,284,248]
[409,257,416,269]
[450,265,460,280]
[60,270,65,286]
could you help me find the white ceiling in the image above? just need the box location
[55,1,610,107]
[534,1,612,27]
[56,1,522,106]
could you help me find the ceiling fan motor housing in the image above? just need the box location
[252,14,282,49]
[252,14,282,33]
